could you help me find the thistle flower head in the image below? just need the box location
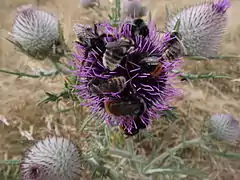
[79,0,99,8]
[71,18,181,135]
[166,0,230,57]
[9,4,61,60]
[210,114,240,142]
[121,0,147,19]
[20,136,82,180]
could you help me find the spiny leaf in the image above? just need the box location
[144,168,206,178]
[173,18,181,32]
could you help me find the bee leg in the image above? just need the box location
[84,48,91,59]
[93,23,99,35]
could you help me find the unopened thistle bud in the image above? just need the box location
[20,136,82,180]
[121,0,147,19]
[166,0,230,58]
[79,0,99,8]
[209,114,240,142]
[8,4,61,60]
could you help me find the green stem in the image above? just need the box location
[0,160,20,165]
[143,138,202,172]
[180,72,231,80]
[172,70,231,80]
[110,0,121,26]
[184,55,240,61]
[0,68,59,78]
[200,144,240,159]
[116,0,121,21]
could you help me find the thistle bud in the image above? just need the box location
[121,0,147,19]
[9,4,61,60]
[166,0,230,58]
[79,0,99,8]
[209,114,240,142]
[20,136,82,180]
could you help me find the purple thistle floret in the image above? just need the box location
[71,19,181,134]
[212,0,230,13]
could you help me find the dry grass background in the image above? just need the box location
[0,0,240,179]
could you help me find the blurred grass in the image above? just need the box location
[0,0,240,179]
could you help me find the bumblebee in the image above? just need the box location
[88,76,127,95]
[104,98,146,117]
[131,18,149,39]
[74,24,110,58]
[162,31,185,61]
[140,56,163,77]
[162,18,186,61]
[103,37,135,71]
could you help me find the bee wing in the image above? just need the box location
[173,36,187,55]
[124,102,143,115]
[177,38,187,55]
[106,38,132,49]
[105,41,120,49]
[88,78,105,95]
[105,100,140,116]
[141,56,160,66]
[169,19,188,55]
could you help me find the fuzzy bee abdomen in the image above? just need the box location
[106,76,126,93]
[103,48,127,71]
[104,100,144,117]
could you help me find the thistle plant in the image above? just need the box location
[166,0,230,58]
[1,0,240,179]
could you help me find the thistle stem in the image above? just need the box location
[172,70,231,80]
[180,72,231,80]
[110,0,121,26]
[184,55,240,61]
[0,68,59,78]
[0,160,20,165]
[143,138,202,172]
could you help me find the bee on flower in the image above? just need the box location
[71,17,182,136]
